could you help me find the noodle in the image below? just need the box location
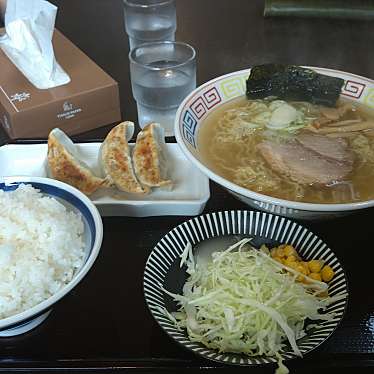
[198,96,374,204]
[350,134,374,164]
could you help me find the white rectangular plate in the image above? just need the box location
[0,143,210,217]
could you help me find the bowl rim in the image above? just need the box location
[174,66,374,212]
[0,176,103,330]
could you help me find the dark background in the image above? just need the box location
[0,1,374,373]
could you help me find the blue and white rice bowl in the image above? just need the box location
[143,210,348,367]
[174,67,374,220]
[0,176,103,336]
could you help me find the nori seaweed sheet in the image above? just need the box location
[246,64,345,107]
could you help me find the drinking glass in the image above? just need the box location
[123,0,176,49]
[129,41,196,136]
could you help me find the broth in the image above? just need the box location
[198,96,374,204]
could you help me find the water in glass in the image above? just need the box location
[124,0,176,49]
[127,14,175,49]
[132,60,195,135]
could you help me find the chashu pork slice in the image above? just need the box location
[296,133,354,165]
[48,128,110,195]
[99,121,149,194]
[133,123,172,188]
[257,140,353,185]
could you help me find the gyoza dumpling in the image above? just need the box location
[99,121,149,194]
[133,123,173,188]
[48,128,110,195]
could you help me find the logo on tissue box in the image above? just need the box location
[10,92,31,103]
[57,101,82,120]
[63,102,73,111]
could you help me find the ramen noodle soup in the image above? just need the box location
[198,96,374,204]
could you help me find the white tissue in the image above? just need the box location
[0,0,70,89]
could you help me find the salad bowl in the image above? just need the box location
[143,210,348,368]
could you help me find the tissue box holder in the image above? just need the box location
[0,29,121,139]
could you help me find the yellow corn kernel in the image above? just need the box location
[295,264,306,274]
[300,261,310,275]
[309,272,322,282]
[274,256,283,264]
[284,256,297,267]
[286,254,297,262]
[295,264,306,280]
[286,260,299,270]
[296,274,305,282]
[276,247,286,258]
[308,259,323,273]
[321,265,335,282]
[270,248,278,258]
[284,245,297,257]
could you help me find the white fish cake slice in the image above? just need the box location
[133,123,173,188]
[100,121,149,194]
[48,128,110,195]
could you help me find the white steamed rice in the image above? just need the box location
[0,184,85,320]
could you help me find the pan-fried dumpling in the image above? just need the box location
[48,128,109,195]
[133,123,173,188]
[99,121,149,194]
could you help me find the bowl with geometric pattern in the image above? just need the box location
[174,67,374,220]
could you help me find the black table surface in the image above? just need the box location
[0,1,374,373]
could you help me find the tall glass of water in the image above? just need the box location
[123,0,176,49]
[129,41,196,136]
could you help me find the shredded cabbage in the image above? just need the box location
[161,238,345,373]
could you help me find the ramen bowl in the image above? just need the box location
[174,67,374,220]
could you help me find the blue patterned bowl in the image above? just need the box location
[174,67,374,219]
[0,176,103,336]
[144,210,348,367]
